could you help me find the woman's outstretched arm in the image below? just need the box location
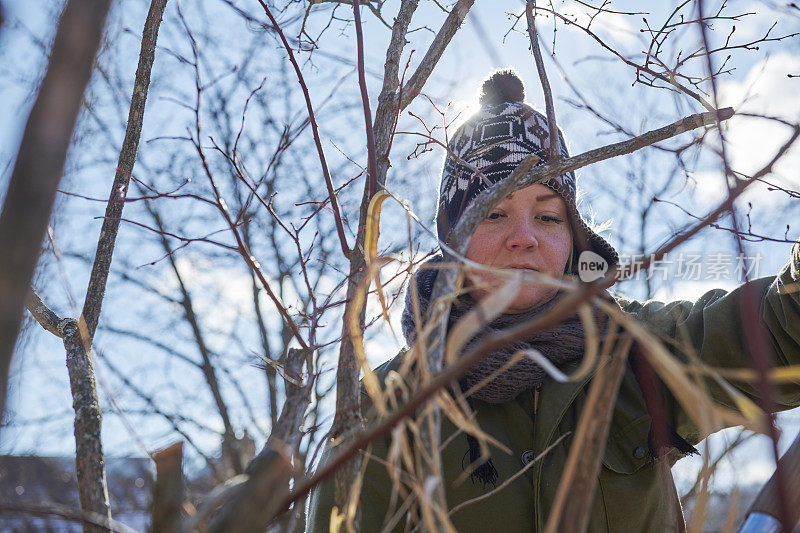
[618,241,800,443]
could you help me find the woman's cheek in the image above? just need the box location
[466,269,503,298]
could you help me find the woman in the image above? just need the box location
[307,70,800,532]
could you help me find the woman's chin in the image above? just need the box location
[504,289,557,314]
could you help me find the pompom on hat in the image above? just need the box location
[436,69,618,273]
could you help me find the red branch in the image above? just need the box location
[257,1,351,256]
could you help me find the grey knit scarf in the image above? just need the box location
[401,256,588,404]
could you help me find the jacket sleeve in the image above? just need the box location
[617,242,800,444]
[306,400,406,532]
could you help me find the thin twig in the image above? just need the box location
[257,0,351,256]
[526,0,561,164]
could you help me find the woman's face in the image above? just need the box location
[465,183,572,313]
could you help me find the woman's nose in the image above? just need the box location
[506,217,539,250]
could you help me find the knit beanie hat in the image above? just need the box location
[436,70,618,273]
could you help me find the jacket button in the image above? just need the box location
[521,450,536,465]
[633,446,646,459]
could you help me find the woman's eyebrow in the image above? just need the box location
[535,192,561,202]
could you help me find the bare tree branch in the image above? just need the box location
[25,288,66,338]
[62,318,112,532]
[329,0,467,519]
[399,0,475,110]
[373,0,418,185]
[352,0,379,199]
[526,0,561,164]
[0,501,137,533]
[205,348,311,533]
[258,0,352,256]
[0,0,111,418]
[82,0,169,345]
[545,334,634,533]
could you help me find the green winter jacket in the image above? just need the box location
[307,243,800,532]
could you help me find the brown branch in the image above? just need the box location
[146,201,243,475]
[373,0,419,186]
[545,335,634,533]
[150,442,185,532]
[205,348,312,533]
[0,501,137,533]
[257,0,351,256]
[267,348,313,451]
[82,0,168,345]
[353,0,379,199]
[0,0,111,418]
[23,290,112,530]
[526,0,561,164]
[25,288,66,338]
[399,0,475,110]
[329,0,420,515]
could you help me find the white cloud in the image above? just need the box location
[557,7,640,49]
[164,256,266,339]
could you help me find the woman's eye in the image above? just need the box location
[487,212,504,220]
[539,215,564,224]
